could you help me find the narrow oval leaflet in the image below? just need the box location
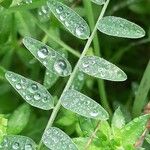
[61,89,109,120]
[44,69,59,89]
[70,71,85,91]
[97,16,145,38]
[91,0,106,5]
[47,0,90,39]
[0,135,36,150]
[23,37,72,77]
[42,127,78,150]
[79,56,127,81]
[5,71,54,110]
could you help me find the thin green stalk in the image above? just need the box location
[38,0,110,149]
[132,60,150,117]
[83,0,111,115]
[84,121,101,150]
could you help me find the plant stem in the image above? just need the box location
[83,0,112,115]
[38,0,110,149]
[132,60,150,117]
[84,121,101,150]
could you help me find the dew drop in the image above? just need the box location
[75,26,85,37]
[12,77,17,82]
[34,93,41,101]
[42,97,48,103]
[37,47,49,59]
[41,6,48,14]
[12,142,19,149]
[90,110,99,117]
[54,59,67,75]
[21,79,26,84]
[25,95,32,101]
[59,13,66,21]
[16,83,22,90]
[24,144,32,150]
[56,6,63,14]
[29,84,38,93]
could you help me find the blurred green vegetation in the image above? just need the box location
[0,0,150,149]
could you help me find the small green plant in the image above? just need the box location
[0,0,150,150]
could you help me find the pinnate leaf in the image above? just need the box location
[79,56,127,81]
[97,16,145,38]
[23,37,72,77]
[47,0,90,39]
[0,135,36,150]
[42,127,78,150]
[61,89,109,120]
[5,71,54,110]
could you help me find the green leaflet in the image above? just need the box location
[97,16,145,39]
[7,103,31,135]
[71,71,85,91]
[23,37,72,77]
[47,0,90,39]
[5,71,54,110]
[43,69,59,89]
[0,115,7,143]
[91,0,106,5]
[0,135,36,150]
[120,114,150,146]
[42,127,78,150]
[79,56,127,81]
[38,4,51,22]
[111,107,125,135]
[61,89,109,120]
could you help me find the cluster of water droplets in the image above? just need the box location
[0,136,35,150]
[36,45,71,76]
[61,89,109,120]
[38,4,51,22]
[42,127,77,150]
[98,16,145,38]
[5,71,53,110]
[47,0,90,39]
[79,56,127,81]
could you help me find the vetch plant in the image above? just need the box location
[0,0,149,150]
